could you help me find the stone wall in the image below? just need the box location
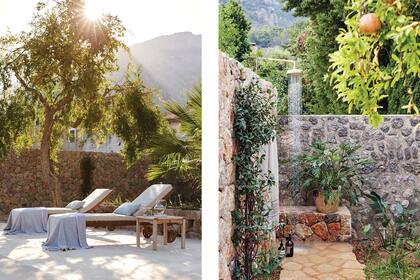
[278,115,420,238]
[219,53,278,279]
[0,149,198,220]
[219,53,238,280]
[279,206,351,242]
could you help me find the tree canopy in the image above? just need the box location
[282,0,419,117]
[330,0,419,126]
[219,0,252,62]
[282,0,349,114]
[0,0,159,205]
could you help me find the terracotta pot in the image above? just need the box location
[315,191,340,213]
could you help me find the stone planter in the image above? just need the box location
[279,206,351,242]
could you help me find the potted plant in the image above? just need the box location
[290,141,368,213]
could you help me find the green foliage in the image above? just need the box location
[0,0,126,169]
[363,191,419,248]
[0,91,34,159]
[232,78,280,279]
[167,195,201,210]
[112,69,162,165]
[330,0,420,127]
[249,26,290,48]
[80,156,95,196]
[282,0,350,114]
[365,240,420,280]
[243,49,291,115]
[289,141,368,203]
[145,83,202,189]
[254,248,282,279]
[219,0,251,61]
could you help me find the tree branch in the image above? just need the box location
[11,66,47,105]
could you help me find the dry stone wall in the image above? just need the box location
[0,149,197,220]
[219,53,238,280]
[278,115,420,238]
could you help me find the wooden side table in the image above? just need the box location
[136,215,186,250]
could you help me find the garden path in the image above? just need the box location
[280,241,365,280]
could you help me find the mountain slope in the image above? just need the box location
[115,32,202,105]
[220,0,299,28]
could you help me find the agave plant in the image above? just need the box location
[146,83,201,188]
[289,141,369,204]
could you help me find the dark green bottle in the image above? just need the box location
[285,235,294,257]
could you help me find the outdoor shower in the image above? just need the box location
[255,57,303,115]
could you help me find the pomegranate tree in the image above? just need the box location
[330,0,419,127]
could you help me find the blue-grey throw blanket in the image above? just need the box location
[42,213,91,251]
[4,208,48,234]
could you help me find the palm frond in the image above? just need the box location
[146,82,202,188]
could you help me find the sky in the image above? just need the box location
[0,0,202,45]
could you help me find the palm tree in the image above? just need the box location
[146,83,201,188]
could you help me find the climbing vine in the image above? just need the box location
[329,0,419,127]
[232,78,280,279]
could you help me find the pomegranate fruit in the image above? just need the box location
[359,13,381,34]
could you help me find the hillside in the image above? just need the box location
[219,0,300,28]
[115,32,202,105]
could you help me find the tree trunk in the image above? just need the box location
[40,109,62,206]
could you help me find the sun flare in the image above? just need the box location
[84,0,103,21]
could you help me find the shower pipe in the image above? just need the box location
[254,57,297,74]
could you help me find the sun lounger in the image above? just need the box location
[47,188,113,215]
[4,189,113,234]
[85,184,173,228]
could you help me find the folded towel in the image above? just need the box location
[4,208,48,234]
[43,213,91,251]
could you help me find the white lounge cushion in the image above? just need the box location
[65,200,85,210]
[113,202,140,216]
[79,189,113,213]
[84,213,136,222]
[132,184,172,216]
[47,208,78,215]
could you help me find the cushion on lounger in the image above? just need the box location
[79,189,112,213]
[132,184,172,216]
[113,202,140,216]
[65,200,85,210]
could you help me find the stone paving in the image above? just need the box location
[280,241,365,280]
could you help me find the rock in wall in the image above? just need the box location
[277,115,420,238]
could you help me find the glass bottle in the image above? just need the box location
[278,238,286,258]
[285,235,294,257]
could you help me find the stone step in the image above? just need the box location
[279,206,351,242]
[280,241,365,280]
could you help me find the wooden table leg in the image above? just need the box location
[152,220,158,251]
[181,219,186,249]
[163,223,168,245]
[136,220,140,247]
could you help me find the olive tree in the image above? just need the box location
[0,0,157,206]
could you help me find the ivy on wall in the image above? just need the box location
[232,78,280,279]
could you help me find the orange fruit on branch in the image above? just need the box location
[359,13,381,34]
